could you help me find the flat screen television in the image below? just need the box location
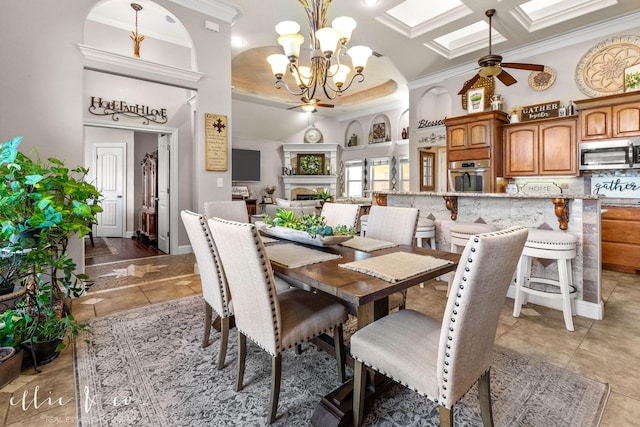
[231,148,261,182]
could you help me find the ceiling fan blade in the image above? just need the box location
[496,69,517,86]
[501,62,544,72]
[286,105,301,110]
[458,74,481,95]
[316,103,334,108]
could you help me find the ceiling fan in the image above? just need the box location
[458,9,545,95]
[286,97,335,113]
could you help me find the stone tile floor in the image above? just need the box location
[0,259,638,426]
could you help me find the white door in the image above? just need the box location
[157,134,170,253]
[95,145,125,237]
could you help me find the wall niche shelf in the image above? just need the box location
[345,120,364,148]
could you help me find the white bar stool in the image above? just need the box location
[415,217,436,250]
[447,223,498,291]
[512,229,578,331]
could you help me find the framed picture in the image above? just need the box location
[624,63,640,92]
[232,185,250,198]
[467,87,485,114]
[372,122,386,143]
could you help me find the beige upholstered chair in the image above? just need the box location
[320,202,360,228]
[203,200,248,222]
[180,210,232,370]
[208,218,348,424]
[351,226,528,427]
[365,205,419,310]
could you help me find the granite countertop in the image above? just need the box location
[380,191,602,200]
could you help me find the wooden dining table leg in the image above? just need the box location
[311,298,393,427]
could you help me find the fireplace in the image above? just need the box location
[281,143,340,200]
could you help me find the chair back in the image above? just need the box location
[180,210,231,317]
[437,226,528,408]
[320,202,360,228]
[365,206,419,245]
[208,218,282,356]
[203,200,248,222]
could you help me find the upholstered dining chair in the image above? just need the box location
[208,217,349,424]
[320,202,360,228]
[180,210,232,370]
[351,226,528,427]
[203,200,248,222]
[365,205,419,310]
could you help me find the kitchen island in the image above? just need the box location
[375,191,604,320]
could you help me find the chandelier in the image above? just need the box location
[266,0,373,107]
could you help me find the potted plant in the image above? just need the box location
[0,135,103,297]
[0,282,89,367]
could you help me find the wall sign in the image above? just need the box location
[204,113,228,171]
[519,182,562,194]
[520,101,560,121]
[88,96,167,125]
[591,176,640,198]
[417,118,445,129]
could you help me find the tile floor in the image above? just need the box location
[1,258,638,426]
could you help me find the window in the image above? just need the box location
[345,160,363,197]
[420,151,435,191]
[399,156,410,192]
[369,157,390,192]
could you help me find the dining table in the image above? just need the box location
[264,233,460,427]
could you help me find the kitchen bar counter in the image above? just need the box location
[375,191,604,320]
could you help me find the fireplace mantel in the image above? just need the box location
[281,143,340,200]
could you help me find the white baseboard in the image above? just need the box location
[507,285,604,320]
[175,244,192,255]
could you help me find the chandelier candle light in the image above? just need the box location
[267,0,373,111]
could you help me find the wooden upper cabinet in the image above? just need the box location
[580,107,611,140]
[576,91,640,141]
[612,102,640,138]
[447,124,467,150]
[504,117,577,177]
[468,120,491,148]
[504,124,538,176]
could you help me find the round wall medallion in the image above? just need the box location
[575,35,640,97]
[528,66,556,91]
[304,126,323,143]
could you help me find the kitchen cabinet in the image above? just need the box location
[444,111,509,192]
[601,206,640,274]
[576,91,640,141]
[504,117,577,177]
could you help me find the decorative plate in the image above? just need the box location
[575,35,640,97]
[528,66,556,91]
[256,222,353,247]
[304,126,323,143]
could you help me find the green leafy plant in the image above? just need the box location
[0,136,103,297]
[318,190,332,201]
[0,283,90,353]
[262,209,357,237]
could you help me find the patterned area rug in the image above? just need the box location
[84,253,196,292]
[74,296,609,427]
[84,237,118,258]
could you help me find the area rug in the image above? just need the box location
[74,296,609,427]
[84,237,118,258]
[84,253,196,292]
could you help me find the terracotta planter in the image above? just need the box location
[0,348,23,388]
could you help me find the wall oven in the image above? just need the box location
[579,139,640,170]
[448,160,491,193]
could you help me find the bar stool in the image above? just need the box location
[512,229,578,331]
[415,217,436,250]
[447,223,498,292]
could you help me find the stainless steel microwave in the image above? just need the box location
[579,139,640,170]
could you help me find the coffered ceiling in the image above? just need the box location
[89,0,640,117]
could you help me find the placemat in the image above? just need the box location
[260,236,279,245]
[339,252,453,283]
[266,243,341,268]
[340,236,398,252]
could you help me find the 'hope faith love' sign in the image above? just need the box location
[591,177,640,198]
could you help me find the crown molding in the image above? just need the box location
[168,0,243,24]
[78,44,204,83]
